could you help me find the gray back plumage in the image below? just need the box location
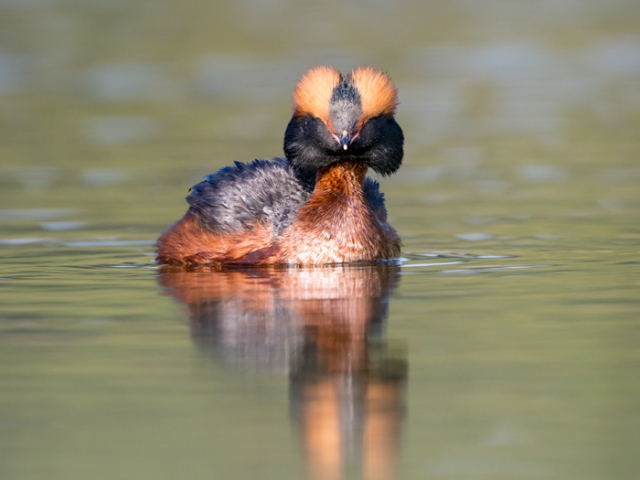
[187,158,387,236]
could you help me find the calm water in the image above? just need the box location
[1,1,639,479]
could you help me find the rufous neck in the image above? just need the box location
[313,161,368,197]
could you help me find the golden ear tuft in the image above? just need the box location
[350,67,398,121]
[292,66,341,121]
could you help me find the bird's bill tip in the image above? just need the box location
[340,130,350,150]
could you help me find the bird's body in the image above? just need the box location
[156,66,404,267]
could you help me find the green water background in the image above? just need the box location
[1,1,639,479]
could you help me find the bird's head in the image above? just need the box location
[284,66,403,176]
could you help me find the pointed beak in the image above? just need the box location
[340,130,351,150]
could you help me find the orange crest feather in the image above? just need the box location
[292,66,341,121]
[350,67,398,121]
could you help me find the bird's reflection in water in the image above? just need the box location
[158,265,407,480]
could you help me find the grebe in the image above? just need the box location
[156,66,404,266]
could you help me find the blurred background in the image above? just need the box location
[1,0,639,229]
[0,1,639,479]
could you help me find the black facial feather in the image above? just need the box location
[284,113,403,176]
[284,115,339,172]
[350,115,404,176]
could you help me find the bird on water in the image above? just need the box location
[156,66,404,267]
